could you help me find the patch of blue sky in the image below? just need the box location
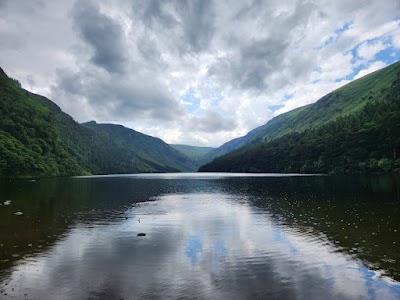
[210,94,224,105]
[314,22,352,50]
[283,93,294,101]
[182,87,200,114]
[269,93,292,112]
[203,79,225,105]
[375,46,400,64]
[333,36,400,83]
[181,85,225,116]
[337,22,352,33]
[268,104,285,112]
[310,66,322,84]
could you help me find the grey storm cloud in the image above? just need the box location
[72,0,127,74]
[132,0,215,54]
[55,68,184,122]
[208,1,318,92]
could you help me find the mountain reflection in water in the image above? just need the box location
[0,173,399,299]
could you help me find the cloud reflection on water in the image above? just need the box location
[1,192,400,299]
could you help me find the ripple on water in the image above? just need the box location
[1,175,400,299]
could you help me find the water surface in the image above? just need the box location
[0,173,399,299]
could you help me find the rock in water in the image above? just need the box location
[3,200,11,205]
[14,212,23,215]
[137,233,146,237]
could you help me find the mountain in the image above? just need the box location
[199,61,400,174]
[170,144,214,167]
[82,122,197,173]
[0,67,196,177]
[202,61,400,165]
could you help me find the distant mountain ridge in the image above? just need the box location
[170,144,214,166]
[0,67,197,177]
[200,61,400,174]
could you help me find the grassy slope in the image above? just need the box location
[199,61,400,173]
[202,61,400,164]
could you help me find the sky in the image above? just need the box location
[0,0,400,147]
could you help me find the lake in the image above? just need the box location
[0,173,400,299]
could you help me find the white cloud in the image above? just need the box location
[354,61,388,79]
[357,40,386,61]
[393,32,400,49]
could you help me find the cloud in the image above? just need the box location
[53,67,185,124]
[72,0,128,74]
[354,60,387,79]
[188,109,237,133]
[132,0,216,54]
[0,0,399,147]
[357,40,386,61]
[393,33,400,49]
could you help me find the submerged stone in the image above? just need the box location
[137,233,146,237]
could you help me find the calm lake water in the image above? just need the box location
[0,173,400,299]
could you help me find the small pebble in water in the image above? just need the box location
[137,233,146,237]
[14,212,23,216]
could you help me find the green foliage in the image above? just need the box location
[199,62,400,174]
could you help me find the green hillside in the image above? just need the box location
[199,61,400,174]
[0,68,196,177]
[83,122,197,173]
[202,61,400,164]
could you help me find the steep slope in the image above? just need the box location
[0,68,196,177]
[200,61,400,174]
[202,61,400,164]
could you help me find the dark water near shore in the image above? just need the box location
[0,173,400,299]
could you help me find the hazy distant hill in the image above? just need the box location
[170,144,214,167]
[0,68,196,177]
[200,61,400,174]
